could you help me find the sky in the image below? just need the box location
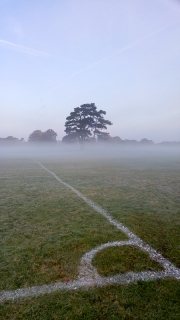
[0,0,180,143]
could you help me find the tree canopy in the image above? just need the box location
[28,129,57,142]
[62,103,112,143]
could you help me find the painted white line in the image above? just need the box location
[0,161,179,302]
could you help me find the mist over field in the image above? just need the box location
[1,143,180,163]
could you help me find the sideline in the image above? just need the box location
[0,161,180,302]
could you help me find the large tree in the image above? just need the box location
[63,103,112,143]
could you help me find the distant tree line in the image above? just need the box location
[0,136,24,145]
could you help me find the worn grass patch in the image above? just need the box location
[92,245,163,276]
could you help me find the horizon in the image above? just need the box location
[0,133,180,144]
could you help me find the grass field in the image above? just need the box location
[0,148,180,319]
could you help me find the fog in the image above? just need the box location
[1,143,180,164]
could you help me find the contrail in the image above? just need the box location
[67,21,177,76]
[0,39,52,57]
[45,38,141,92]
[0,39,87,64]
[46,21,177,92]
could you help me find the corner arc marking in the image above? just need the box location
[35,161,180,277]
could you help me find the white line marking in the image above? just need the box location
[0,161,179,302]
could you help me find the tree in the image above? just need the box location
[28,129,57,142]
[41,129,57,142]
[63,103,112,144]
[108,136,121,144]
[28,130,43,142]
[139,138,154,145]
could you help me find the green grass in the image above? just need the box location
[92,245,163,276]
[46,153,180,268]
[0,281,180,319]
[0,150,180,319]
[0,159,126,291]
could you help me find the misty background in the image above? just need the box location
[0,0,180,143]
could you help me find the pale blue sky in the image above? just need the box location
[0,0,180,142]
